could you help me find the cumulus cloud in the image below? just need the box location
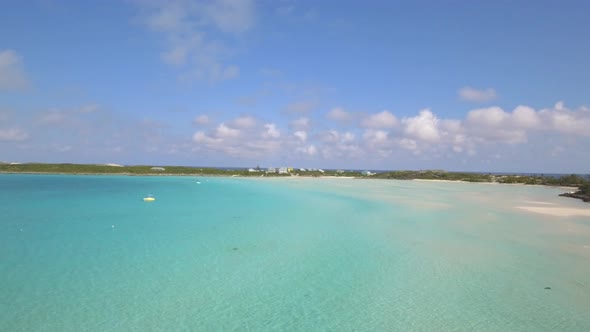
[296,144,317,156]
[193,131,221,144]
[402,109,441,143]
[294,130,307,142]
[363,129,389,146]
[215,123,240,138]
[466,106,507,127]
[263,123,280,138]
[186,102,589,166]
[137,0,254,82]
[540,102,590,136]
[458,86,497,102]
[0,50,29,91]
[361,110,398,129]
[464,106,537,144]
[511,105,540,128]
[192,117,283,159]
[290,117,310,130]
[398,138,418,152]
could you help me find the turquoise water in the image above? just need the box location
[1,174,590,331]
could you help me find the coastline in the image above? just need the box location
[0,171,579,189]
[410,178,578,190]
[516,206,590,217]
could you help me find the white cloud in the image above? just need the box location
[464,107,527,144]
[0,127,28,141]
[291,117,310,130]
[215,123,240,138]
[341,132,355,143]
[363,129,389,145]
[294,130,307,142]
[540,102,590,136]
[138,0,254,82]
[466,106,507,127]
[193,131,221,144]
[0,50,29,91]
[361,110,398,128]
[554,101,565,111]
[398,138,418,151]
[297,145,317,156]
[193,114,210,126]
[192,120,282,159]
[263,123,280,138]
[321,130,341,143]
[458,86,497,102]
[402,109,440,142]
[511,105,540,129]
[326,107,351,122]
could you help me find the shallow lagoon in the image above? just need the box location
[1,174,589,331]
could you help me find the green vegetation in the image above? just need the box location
[372,170,492,182]
[0,163,360,177]
[372,170,590,188]
[1,164,588,191]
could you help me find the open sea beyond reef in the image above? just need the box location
[1,174,590,331]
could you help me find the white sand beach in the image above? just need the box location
[516,206,590,217]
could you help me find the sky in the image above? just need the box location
[1,0,589,173]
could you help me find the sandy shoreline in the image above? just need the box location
[412,178,577,190]
[516,206,590,217]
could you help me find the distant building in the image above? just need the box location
[151,167,165,171]
[267,167,276,173]
[278,167,289,174]
[361,170,375,176]
[318,169,325,173]
[299,168,306,172]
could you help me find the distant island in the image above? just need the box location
[559,184,590,202]
[1,163,588,202]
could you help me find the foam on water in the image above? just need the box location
[1,174,589,331]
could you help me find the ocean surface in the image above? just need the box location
[1,174,590,331]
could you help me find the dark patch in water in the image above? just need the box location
[232,247,238,251]
[544,287,551,290]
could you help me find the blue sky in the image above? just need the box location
[1,0,589,172]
